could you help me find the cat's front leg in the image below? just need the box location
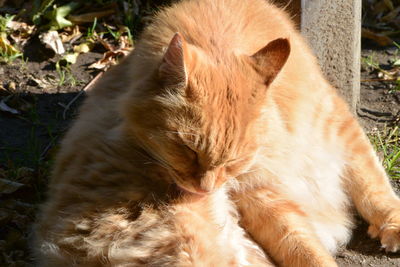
[368,222,400,252]
[333,98,400,252]
[345,143,400,252]
[344,142,400,252]
[232,187,338,267]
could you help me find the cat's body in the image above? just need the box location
[35,180,269,266]
[34,0,400,266]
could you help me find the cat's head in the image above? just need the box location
[125,33,290,195]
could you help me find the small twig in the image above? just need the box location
[62,72,104,119]
[69,33,83,45]
[83,71,104,92]
[40,141,54,161]
[361,78,397,82]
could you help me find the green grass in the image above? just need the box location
[362,43,400,93]
[55,60,80,86]
[0,15,23,63]
[369,126,400,179]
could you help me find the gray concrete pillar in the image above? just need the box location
[301,0,361,112]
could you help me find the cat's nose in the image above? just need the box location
[199,172,216,192]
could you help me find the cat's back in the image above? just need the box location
[138,0,298,56]
[129,0,324,107]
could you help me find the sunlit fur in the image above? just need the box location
[34,0,400,266]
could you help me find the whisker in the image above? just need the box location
[240,168,263,175]
[165,131,200,137]
[134,141,172,170]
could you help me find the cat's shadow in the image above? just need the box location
[337,217,400,259]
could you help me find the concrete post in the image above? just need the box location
[273,0,361,113]
[301,0,361,112]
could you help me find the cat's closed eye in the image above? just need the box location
[182,144,198,162]
[225,157,253,175]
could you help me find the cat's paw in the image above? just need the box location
[368,223,400,253]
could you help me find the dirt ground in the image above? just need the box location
[333,41,400,266]
[0,36,400,267]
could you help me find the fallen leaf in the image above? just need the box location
[98,36,115,52]
[0,32,21,60]
[73,42,93,53]
[68,9,116,24]
[88,51,117,70]
[119,35,133,49]
[88,31,132,70]
[7,21,34,32]
[362,28,393,46]
[0,178,24,194]
[27,75,52,89]
[39,30,65,54]
[61,52,79,64]
[57,42,94,65]
[15,167,35,184]
[378,68,400,80]
[381,6,400,22]
[59,25,82,43]
[88,49,130,70]
[7,81,16,91]
[383,0,394,11]
[7,21,36,46]
[0,99,20,114]
[372,0,390,16]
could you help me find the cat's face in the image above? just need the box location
[127,33,290,195]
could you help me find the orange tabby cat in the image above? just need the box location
[34,0,400,266]
[35,181,270,266]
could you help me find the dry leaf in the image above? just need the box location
[89,34,132,70]
[39,30,65,54]
[7,21,35,46]
[98,36,115,51]
[0,32,21,58]
[88,50,118,70]
[59,42,94,65]
[373,0,391,15]
[88,49,129,70]
[383,0,394,11]
[60,25,82,43]
[62,52,79,64]
[73,42,93,53]
[119,35,132,49]
[381,6,400,22]
[28,75,52,89]
[379,68,400,80]
[362,28,393,46]
[68,9,115,24]
[0,99,20,114]
[0,178,24,194]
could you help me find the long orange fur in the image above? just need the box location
[34,0,400,266]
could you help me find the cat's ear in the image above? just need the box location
[159,33,190,87]
[251,38,290,85]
